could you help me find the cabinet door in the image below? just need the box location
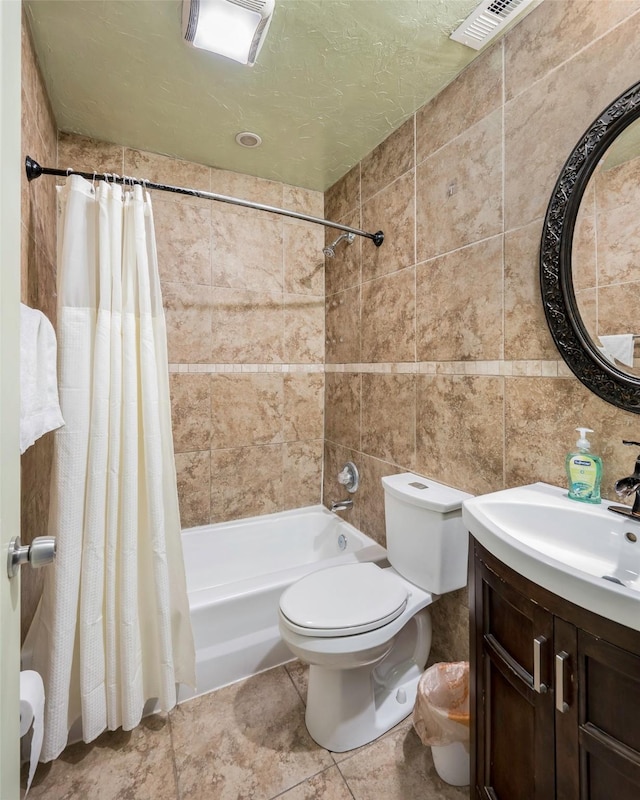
[471,557,555,800]
[576,629,640,798]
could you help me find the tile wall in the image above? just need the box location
[20,15,57,639]
[323,0,640,664]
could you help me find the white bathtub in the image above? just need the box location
[178,504,387,701]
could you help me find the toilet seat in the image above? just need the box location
[279,563,408,637]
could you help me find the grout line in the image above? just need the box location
[165,710,183,800]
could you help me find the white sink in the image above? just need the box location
[463,483,640,632]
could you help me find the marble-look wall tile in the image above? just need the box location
[211,288,283,363]
[504,18,640,231]
[361,268,415,363]
[325,286,360,363]
[361,118,414,203]
[504,377,640,501]
[428,588,470,664]
[211,207,284,292]
[58,132,124,176]
[504,0,640,102]
[21,16,58,640]
[282,185,324,218]
[210,166,283,214]
[416,41,503,164]
[284,223,324,296]
[358,455,401,548]
[169,373,211,453]
[361,374,416,468]
[415,375,504,496]
[154,198,211,285]
[283,440,323,509]
[283,374,324,442]
[324,209,361,296]
[284,294,324,363]
[162,282,212,363]
[211,444,284,522]
[598,283,640,337]
[175,451,211,529]
[362,171,415,281]
[325,163,360,223]
[416,110,503,262]
[210,374,283,449]
[504,220,558,360]
[124,148,211,199]
[324,373,361,451]
[416,236,503,362]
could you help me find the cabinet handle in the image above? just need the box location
[533,635,547,693]
[555,651,570,712]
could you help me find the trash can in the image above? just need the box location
[412,661,470,787]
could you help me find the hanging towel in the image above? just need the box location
[20,303,65,454]
[598,334,635,368]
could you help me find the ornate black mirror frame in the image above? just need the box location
[540,79,640,413]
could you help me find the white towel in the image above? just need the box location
[20,304,65,454]
[598,334,635,368]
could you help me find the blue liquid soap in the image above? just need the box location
[565,427,602,504]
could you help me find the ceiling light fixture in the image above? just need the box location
[182,0,275,66]
[235,131,262,148]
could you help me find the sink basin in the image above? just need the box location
[463,483,640,632]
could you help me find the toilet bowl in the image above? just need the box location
[278,473,472,753]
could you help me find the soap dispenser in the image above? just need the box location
[565,427,602,504]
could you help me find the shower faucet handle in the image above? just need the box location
[337,462,359,493]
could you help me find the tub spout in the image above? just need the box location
[330,499,353,513]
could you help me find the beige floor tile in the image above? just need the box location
[24,714,177,800]
[278,765,354,799]
[284,659,309,704]
[170,667,334,800]
[337,724,470,800]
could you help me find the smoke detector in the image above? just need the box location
[182,0,275,66]
[450,0,538,50]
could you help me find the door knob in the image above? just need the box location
[7,535,56,579]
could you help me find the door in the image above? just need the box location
[471,555,555,799]
[0,1,23,798]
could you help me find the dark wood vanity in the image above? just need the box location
[470,537,640,799]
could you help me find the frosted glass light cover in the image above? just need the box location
[192,1,261,64]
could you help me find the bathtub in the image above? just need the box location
[178,504,387,701]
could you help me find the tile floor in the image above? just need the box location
[24,661,470,800]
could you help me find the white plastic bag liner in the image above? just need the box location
[413,661,469,747]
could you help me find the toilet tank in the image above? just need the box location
[381,473,473,594]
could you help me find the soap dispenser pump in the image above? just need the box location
[566,427,602,504]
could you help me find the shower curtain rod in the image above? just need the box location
[25,156,385,247]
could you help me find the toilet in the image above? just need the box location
[278,472,472,752]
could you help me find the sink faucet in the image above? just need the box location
[330,499,353,513]
[609,440,640,520]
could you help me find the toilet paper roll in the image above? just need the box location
[20,670,44,795]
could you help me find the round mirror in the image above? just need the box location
[540,79,640,412]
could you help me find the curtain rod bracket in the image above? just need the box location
[25,155,42,182]
[24,156,385,247]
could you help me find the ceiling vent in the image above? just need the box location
[449,0,538,50]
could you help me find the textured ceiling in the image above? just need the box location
[27,0,501,191]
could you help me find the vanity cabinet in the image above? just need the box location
[470,539,640,800]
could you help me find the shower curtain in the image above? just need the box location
[25,174,195,762]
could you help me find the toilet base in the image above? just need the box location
[304,608,432,752]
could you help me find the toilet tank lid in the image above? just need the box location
[382,473,473,513]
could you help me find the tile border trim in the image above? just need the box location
[169,360,572,377]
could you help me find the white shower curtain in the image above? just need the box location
[25,174,195,762]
